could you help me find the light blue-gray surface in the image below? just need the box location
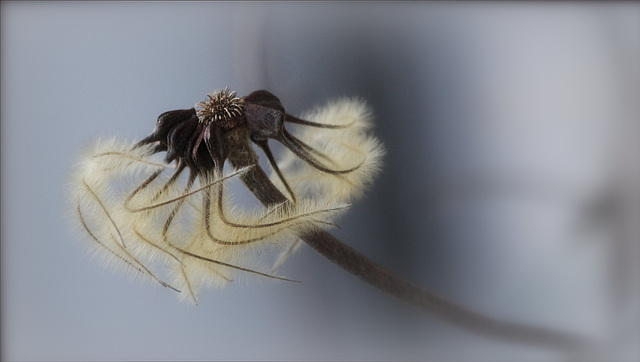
[2,2,639,361]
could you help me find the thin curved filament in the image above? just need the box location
[124,167,251,213]
[76,199,180,292]
[279,128,364,174]
[285,114,356,129]
[213,172,346,230]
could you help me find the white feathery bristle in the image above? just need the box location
[299,97,375,130]
[271,98,385,204]
[67,137,175,286]
[68,137,349,304]
[265,98,384,270]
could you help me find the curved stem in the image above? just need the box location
[224,128,593,353]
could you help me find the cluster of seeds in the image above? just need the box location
[196,87,245,129]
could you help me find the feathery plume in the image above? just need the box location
[69,136,348,304]
[270,98,385,204]
[68,89,374,303]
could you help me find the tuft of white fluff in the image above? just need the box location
[271,98,385,204]
[267,98,385,270]
[68,137,348,304]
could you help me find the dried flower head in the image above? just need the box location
[69,88,382,303]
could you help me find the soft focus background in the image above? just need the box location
[2,2,639,361]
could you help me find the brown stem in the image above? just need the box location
[224,128,593,352]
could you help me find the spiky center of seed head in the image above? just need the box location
[196,87,245,129]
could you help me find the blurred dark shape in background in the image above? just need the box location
[233,4,639,360]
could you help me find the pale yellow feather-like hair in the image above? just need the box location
[270,98,385,204]
[69,137,348,304]
[268,98,385,271]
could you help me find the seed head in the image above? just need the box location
[69,92,382,304]
[196,87,245,129]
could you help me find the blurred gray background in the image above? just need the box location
[2,2,639,361]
